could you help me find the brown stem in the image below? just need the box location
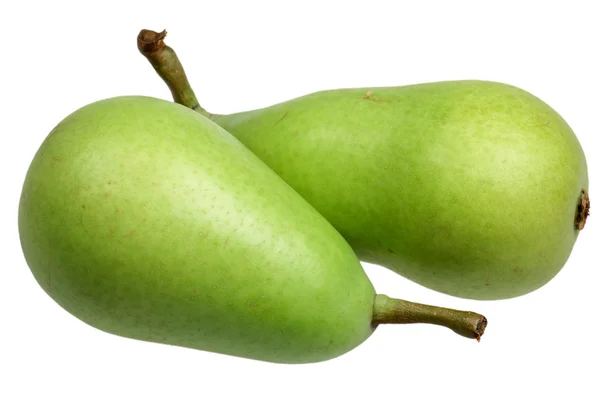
[372,294,487,341]
[137,29,211,118]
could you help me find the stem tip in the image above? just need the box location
[137,29,167,54]
[475,316,488,342]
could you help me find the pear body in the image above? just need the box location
[18,96,375,364]
[215,80,589,300]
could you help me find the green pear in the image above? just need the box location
[19,96,486,364]
[138,30,590,300]
[214,82,590,301]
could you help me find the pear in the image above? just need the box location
[139,30,590,300]
[19,96,486,364]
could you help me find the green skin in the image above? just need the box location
[18,96,377,364]
[209,81,588,300]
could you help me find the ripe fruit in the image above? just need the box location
[138,29,590,300]
[19,96,485,364]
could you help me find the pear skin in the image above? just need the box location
[18,96,374,363]
[137,31,589,300]
[19,96,486,364]
[214,81,589,300]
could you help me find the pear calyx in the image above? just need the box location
[576,188,590,230]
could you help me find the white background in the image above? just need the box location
[2,1,598,411]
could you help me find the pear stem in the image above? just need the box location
[137,29,212,118]
[372,294,487,341]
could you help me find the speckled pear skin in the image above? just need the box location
[214,80,589,300]
[18,96,375,364]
